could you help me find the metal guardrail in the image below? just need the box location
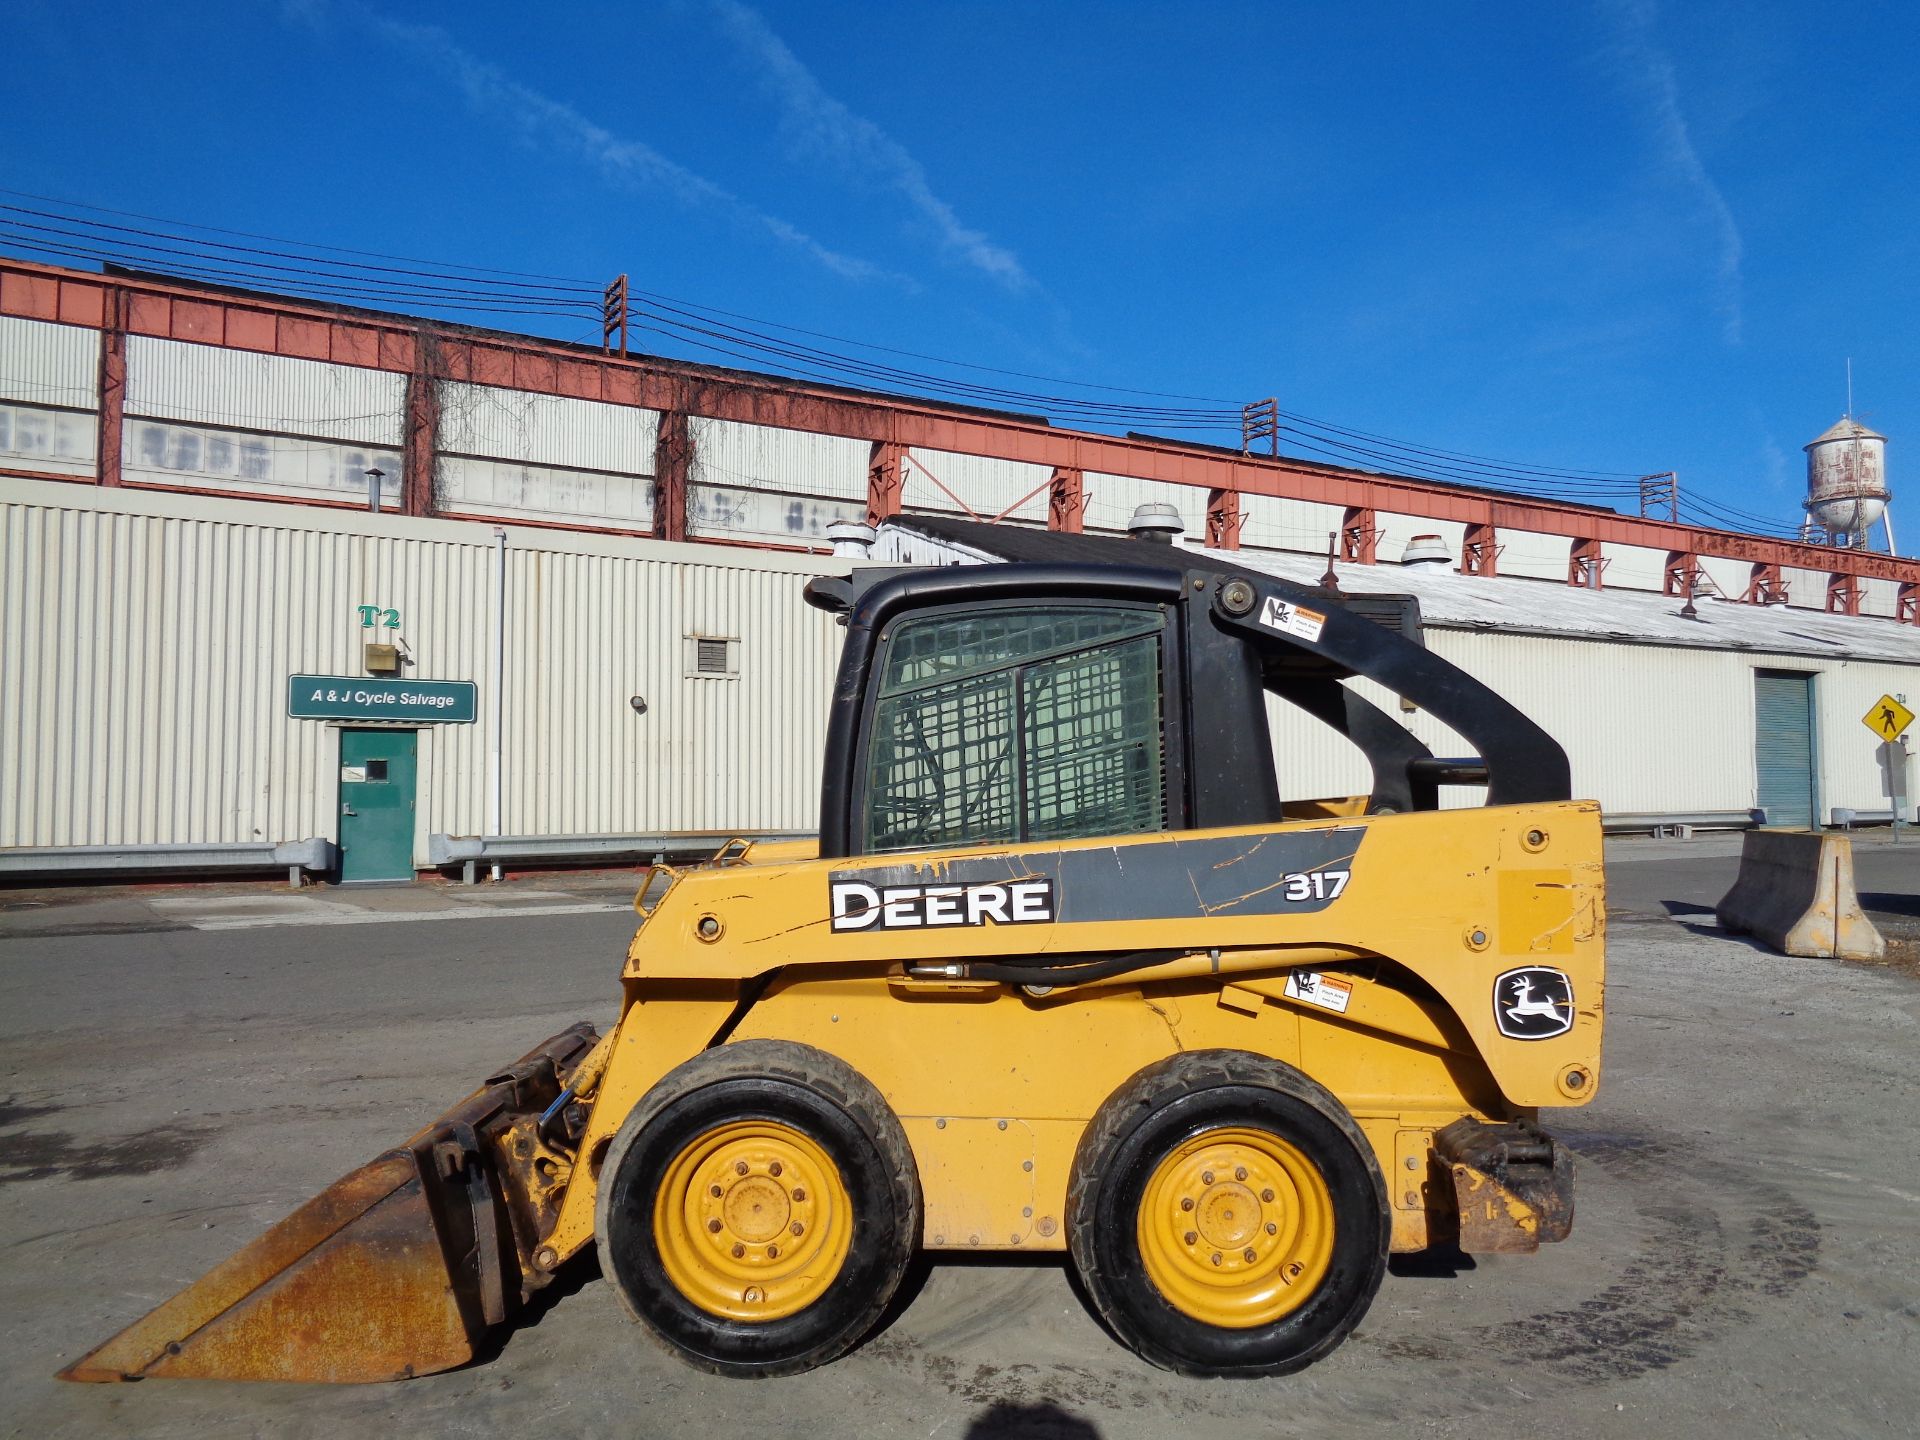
[1601,809,1765,838]
[0,838,337,889]
[428,831,817,884]
[1830,807,1914,829]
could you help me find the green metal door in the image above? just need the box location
[338,729,418,883]
[1754,670,1816,828]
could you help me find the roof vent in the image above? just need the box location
[825,520,875,558]
[1127,502,1184,544]
[1402,534,1452,567]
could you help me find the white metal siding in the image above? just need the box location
[1376,513,1465,564]
[0,315,98,409]
[1605,543,1669,593]
[438,382,657,474]
[0,402,97,477]
[126,337,404,445]
[1266,629,1917,817]
[691,419,868,503]
[122,418,401,506]
[439,456,654,530]
[0,478,847,857]
[905,447,1051,524]
[1782,567,1827,609]
[1083,472,1206,538]
[687,485,862,546]
[1240,495,1345,556]
[1499,528,1569,581]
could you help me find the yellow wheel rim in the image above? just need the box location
[653,1120,853,1322]
[1136,1126,1337,1329]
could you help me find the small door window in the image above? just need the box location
[864,606,1166,852]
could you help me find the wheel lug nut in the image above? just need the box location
[1184,1230,1198,1245]
[1261,1188,1275,1202]
[791,1222,804,1236]
[792,1187,807,1201]
[707,1219,723,1233]
[1200,1170,1214,1185]
[1266,1222,1277,1234]
[767,1245,780,1259]
[1180,1197,1194,1212]
[1235,1166,1247,1181]
[1210,1252,1222,1266]
[1243,1248,1257,1262]
[709,1184,723,1198]
[769,1161,783,1177]
[731,1243,745,1258]
[735,1161,749,1176]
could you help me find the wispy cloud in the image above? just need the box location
[1605,0,1744,344]
[360,14,898,285]
[708,1,1032,291]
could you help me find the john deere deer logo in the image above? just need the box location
[1492,967,1575,1040]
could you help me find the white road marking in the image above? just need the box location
[189,902,635,931]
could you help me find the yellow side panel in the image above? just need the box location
[725,974,1491,1253]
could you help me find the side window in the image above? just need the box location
[864,606,1167,853]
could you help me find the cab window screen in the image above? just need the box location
[865,607,1166,852]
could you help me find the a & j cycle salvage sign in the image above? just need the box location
[287,675,478,723]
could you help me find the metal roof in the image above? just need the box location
[879,515,1920,666]
[1806,416,1888,448]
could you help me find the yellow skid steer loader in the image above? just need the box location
[64,550,1603,1382]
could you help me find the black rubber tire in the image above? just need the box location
[1066,1050,1389,1378]
[594,1039,922,1378]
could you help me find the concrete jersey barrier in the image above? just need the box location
[1715,830,1886,962]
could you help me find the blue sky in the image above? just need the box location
[3,1,1914,541]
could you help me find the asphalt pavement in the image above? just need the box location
[2,837,1917,1438]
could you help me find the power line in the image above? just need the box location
[0,190,1812,537]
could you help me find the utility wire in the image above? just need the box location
[2,190,1816,537]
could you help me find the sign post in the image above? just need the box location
[1862,695,1914,840]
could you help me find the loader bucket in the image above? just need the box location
[60,1022,600,1384]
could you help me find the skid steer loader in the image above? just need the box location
[63,550,1603,1383]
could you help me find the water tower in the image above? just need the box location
[1802,416,1893,550]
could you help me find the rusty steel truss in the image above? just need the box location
[4,257,1915,616]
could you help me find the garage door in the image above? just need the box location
[1754,670,1816,828]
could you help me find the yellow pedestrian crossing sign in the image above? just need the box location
[1863,694,1914,742]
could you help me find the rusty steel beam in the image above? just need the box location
[1047,466,1084,533]
[1340,506,1379,565]
[401,331,440,517]
[867,440,906,527]
[1898,582,1919,625]
[1827,572,1863,617]
[1206,487,1243,550]
[1462,521,1500,578]
[1568,536,1605,590]
[652,411,691,544]
[95,285,125,487]
[5,257,1918,589]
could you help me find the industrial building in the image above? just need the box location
[1,254,1915,881]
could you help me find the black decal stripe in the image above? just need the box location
[830,828,1365,923]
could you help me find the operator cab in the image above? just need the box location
[805,557,1569,861]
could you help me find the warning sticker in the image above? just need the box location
[1258,597,1327,644]
[1283,969,1353,1014]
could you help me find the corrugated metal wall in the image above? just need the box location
[1265,628,1914,817]
[685,418,866,545]
[126,337,404,444]
[0,315,97,408]
[1240,494,1344,554]
[905,447,1051,525]
[0,478,847,857]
